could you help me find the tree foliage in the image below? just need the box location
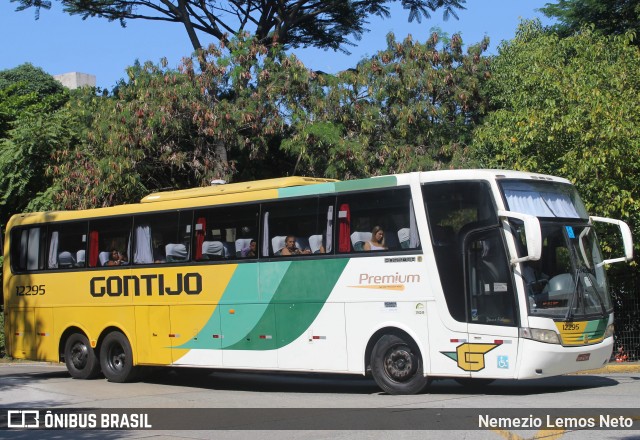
[541,0,640,39]
[12,0,466,53]
[0,64,74,226]
[284,31,489,178]
[50,38,321,209]
[50,33,491,208]
[0,63,66,139]
[472,20,640,257]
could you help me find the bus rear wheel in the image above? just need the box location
[64,333,101,379]
[370,334,428,395]
[100,331,139,383]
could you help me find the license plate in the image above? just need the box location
[576,353,590,362]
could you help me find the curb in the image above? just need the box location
[572,362,640,374]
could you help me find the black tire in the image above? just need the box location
[100,331,139,383]
[370,334,428,395]
[454,378,495,388]
[64,333,101,379]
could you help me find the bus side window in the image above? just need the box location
[262,196,331,257]
[47,222,89,270]
[194,205,258,262]
[337,188,418,253]
[132,211,191,264]
[11,227,46,272]
[88,216,133,267]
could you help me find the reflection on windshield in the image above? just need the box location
[519,223,612,319]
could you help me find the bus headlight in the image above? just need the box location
[604,324,615,339]
[519,327,560,344]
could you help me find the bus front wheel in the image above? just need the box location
[370,334,428,395]
[100,331,139,383]
[64,333,101,379]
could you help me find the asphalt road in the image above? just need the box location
[0,362,639,440]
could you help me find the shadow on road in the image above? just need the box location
[141,367,626,396]
[0,363,631,396]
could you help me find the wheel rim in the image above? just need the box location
[383,344,418,383]
[70,341,88,369]
[106,343,126,372]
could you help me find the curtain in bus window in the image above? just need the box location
[27,228,41,270]
[409,199,420,248]
[326,205,334,253]
[503,182,580,218]
[48,231,59,269]
[338,203,351,252]
[195,217,206,260]
[262,211,270,257]
[88,230,99,267]
[19,230,28,269]
[134,225,154,264]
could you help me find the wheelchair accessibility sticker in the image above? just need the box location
[497,355,509,369]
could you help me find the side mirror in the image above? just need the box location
[590,216,634,264]
[498,210,542,264]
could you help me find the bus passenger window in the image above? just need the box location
[133,211,191,264]
[262,197,331,257]
[46,222,88,270]
[337,188,419,253]
[194,205,258,262]
[11,227,46,272]
[88,217,133,268]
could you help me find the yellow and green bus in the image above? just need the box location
[2,171,633,394]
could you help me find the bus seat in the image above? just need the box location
[58,251,76,268]
[272,236,286,255]
[235,238,253,257]
[398,228,410,249]
[350,232,371,252]
[201,241,223,259]
[98,251,110,266]
[309,235,323,253]
[76,250,86,267]
[166,243,188,262]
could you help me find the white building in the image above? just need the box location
[53,72,96,89]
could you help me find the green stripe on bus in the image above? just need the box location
[225,258,349,350]
[178,262,291,349]
[333,176,397,192]
[585,319,607,337]
[278,182,337,198]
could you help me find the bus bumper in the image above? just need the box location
[516,336,614,379]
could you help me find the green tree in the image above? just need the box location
[472,20,640,257]
[0,64,75,226]
[0,63,66,139]
[50,38,322,209]
[541,0,640,39]
[284,31,490,179]
[12,0,466,53]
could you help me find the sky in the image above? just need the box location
[1,1,554,90]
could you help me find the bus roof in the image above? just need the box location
[140,177,339,203]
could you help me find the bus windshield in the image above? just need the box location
[499,180,589,219]
[519,221,612,320]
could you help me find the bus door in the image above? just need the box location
[463,229,519,379]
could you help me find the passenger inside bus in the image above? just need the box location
[280,235,311,255]
[106,249,128,266]
[241,239,257,257]
[363,226,388,251]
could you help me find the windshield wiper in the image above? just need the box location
[566,266,607,322]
